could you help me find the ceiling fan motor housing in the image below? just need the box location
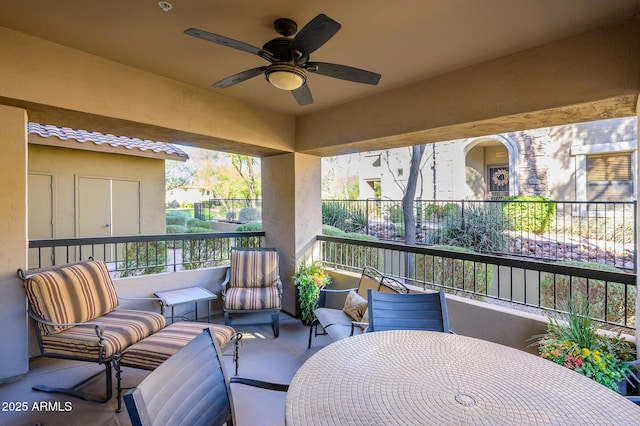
[262,37,295,61]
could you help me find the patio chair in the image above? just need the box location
[221,247,282,337]
[124,328,288,426]
[308,266,408,348]
[18,259,240,410]
[366,290,451,333]
[18,260,166,403]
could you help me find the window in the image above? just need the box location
[587,153,632,201]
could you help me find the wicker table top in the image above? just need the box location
[286,330,640,425]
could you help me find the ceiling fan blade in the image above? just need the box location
[292,84,313,106]
[184,28,275,61]
[213,67,266,88]
[307,62,381,85]
[290,14,341,56]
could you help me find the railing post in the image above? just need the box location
[366,199,370,236]
[634,201,637,274]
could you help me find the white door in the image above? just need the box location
[77,177,141,261]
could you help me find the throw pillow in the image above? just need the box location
[342,290,368,321]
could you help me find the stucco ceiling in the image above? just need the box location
[1,0,638,117]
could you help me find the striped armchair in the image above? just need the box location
[221,247,282,337]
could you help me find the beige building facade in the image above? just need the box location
[360,117,638,202]
[27,125,187,238]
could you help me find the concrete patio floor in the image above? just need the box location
[0,313,325,426]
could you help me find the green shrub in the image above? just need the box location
[166,210,189,226]
[503,195,556,234]
[187,218,210,229]
[346,207,368,232]
[423,203,443,220]
[180,236,228,270]
[540,261,635,327]
[414,245,493,300]
[441,203,461,218]
[119,241,167,277]
[236,222,262,232]
[186,226,215,233]
[343,232,378,242]
[239,207,261,221]
[166,224,187,234]
[322,202,349,229]
[322,224,346,236]
[321,230,381,270]
[235,221,263,247]
[386,204,404,223]
[439,205,508,253]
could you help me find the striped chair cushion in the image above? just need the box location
[24,260,119,335]
[229,249,279,289]
[224,286,281,310]
[40,309,165,360]
[120,322,237,370]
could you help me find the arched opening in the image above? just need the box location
[462,135,518,200]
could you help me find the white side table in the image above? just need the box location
[154,286,218,323]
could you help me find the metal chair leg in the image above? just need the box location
[308,318,320,349]
[272,312,280,338]
[32,361,113,404]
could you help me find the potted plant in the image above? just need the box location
[535,300,637,393]
[292,261,332,325]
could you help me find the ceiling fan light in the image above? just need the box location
[265,64,306,90]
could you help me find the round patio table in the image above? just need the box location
[286,330,640,425]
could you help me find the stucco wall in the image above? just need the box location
[0,106,29,381]
[28,144,167,237]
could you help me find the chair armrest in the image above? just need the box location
[320,288,357,294]
[221,267,231,297]
[351,321,369,335]
[317,287,358,308]
[230,377,289,392]
[27,307,105,334]
[276,277,284,297]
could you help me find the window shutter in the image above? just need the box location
[587,154,631,182]
[587,153,633,201]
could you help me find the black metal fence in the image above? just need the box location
[316,235,637,331]
[28,230,637,330]
[28,231,265,275]
[322,199,637,271]
[194,198,262,222]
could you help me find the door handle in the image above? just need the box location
[104,224,110,228]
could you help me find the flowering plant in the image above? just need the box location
[537,300,636,392]
[292,261,332,324]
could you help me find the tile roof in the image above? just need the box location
[27,123,189,161]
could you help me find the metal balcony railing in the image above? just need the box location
[315,235,637,331]
[28,230,636,331]
[28,231,265,276]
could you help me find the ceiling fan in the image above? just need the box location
[184,14,381,106]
